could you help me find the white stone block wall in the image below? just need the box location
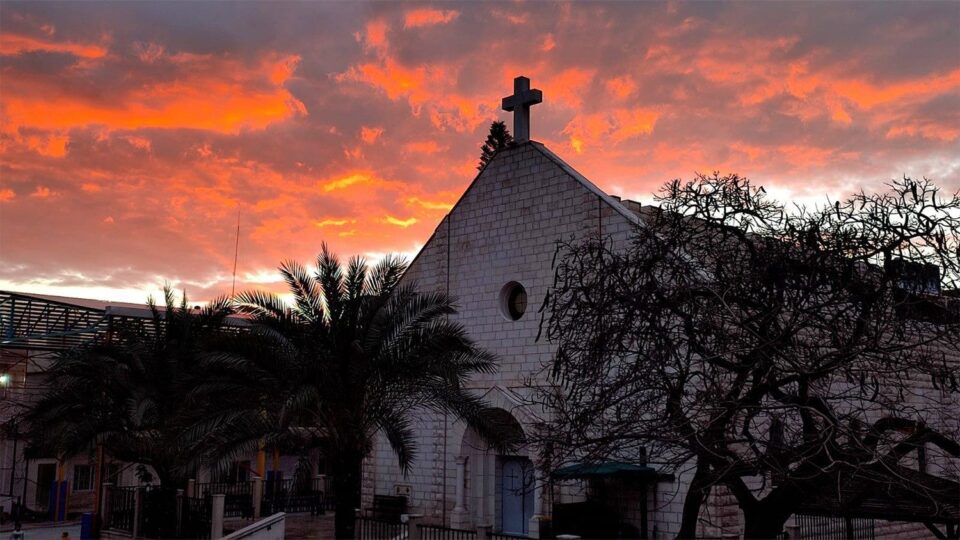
[366,142,645,529]
[364,140,960,538]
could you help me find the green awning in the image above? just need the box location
[551,462,665,481]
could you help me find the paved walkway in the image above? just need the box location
[283,512,335,539]
[0,514,333,539]
[225,512,334,539]
[0,521,81,540]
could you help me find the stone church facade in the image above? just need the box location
[360,140,694,538]
[359,135,958,538]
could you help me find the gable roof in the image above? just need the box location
[403,140,642,275]
[530,142,643,226]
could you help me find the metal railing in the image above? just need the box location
[420,524,478,540]
[196,481,253,497]
[796,514,875,540]
[261,477,326,515]
[139,486,180,538]
[320,475,336,511]
[491,533,528,540]
[178,495,212,539]
[355,516,405,540]
[197,481,254,518]
[107,486,137,532]
[262,490,323,515]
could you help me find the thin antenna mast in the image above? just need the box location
[231,206,240,297]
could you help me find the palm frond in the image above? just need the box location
[378,413,417,475]
[345,255,368,303]
[279,259,324,322]
[317,243,345,322]
[366,255,408,298]
[234,290,290,321]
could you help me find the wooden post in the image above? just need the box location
[93,445,104,517]
[101,482,114,529]
[54,459,66,522]
[186,478,196,498]
[256,443,266,479]
[211,493,225,539]
[252,476,263,520]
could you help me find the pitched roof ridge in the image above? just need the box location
[529,142,644,227]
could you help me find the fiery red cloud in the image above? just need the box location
[1,2,958,303]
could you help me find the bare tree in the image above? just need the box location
[535,174,960,538]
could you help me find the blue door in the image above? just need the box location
[501,458,534,535]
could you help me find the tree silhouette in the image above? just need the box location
[478,120,513,170]
[190,245,509,539]
[536,175,960,538]
[27,287,233,489]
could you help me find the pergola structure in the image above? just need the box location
[0,290,243,519]
[0,290,165,352]
[0,291,160,515]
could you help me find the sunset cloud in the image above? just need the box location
[404,9,459,29]
[30,186,54,198]
[407,197,454,211]
[0,1,956,302]
[404,141,446,154]
[1,46,306,134]
[361,126,384,144]
[563,108,659,152]
[315,218,353,227]
[0,32,107,58]
[322,172,376,192]
[384,216,418,228]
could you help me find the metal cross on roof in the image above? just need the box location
[501,76,542,143]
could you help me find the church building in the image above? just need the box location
[360,76,960,540]
[361,76,687,539]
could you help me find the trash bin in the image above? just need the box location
[81,512,94,540]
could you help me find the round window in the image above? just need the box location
[499,282,528,321]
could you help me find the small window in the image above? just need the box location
[499,282,528,321]
[73,464,94,492]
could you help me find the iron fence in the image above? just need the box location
[195,481,252,496]
[179,495,212,539]
[139,486,180,538]
[491,533,528,540]
[107,486,137,532]
[355,516,405,540]
[196,481,254,518]
[419,524,477,540]
[320,475,336,511]
[262,477,326,515]
[262,490,323,515]
[796,514,875,540]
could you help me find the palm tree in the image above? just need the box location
[26,288,232,489]
[190,245,504,539]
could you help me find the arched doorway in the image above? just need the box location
[454,407,536,534]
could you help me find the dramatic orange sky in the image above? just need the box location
[1,1,958,303]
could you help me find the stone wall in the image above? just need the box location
[361,140,960,538]
[362,141,682,531]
